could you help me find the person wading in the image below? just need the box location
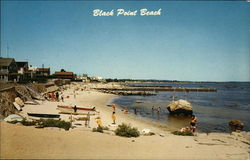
[190,115,198,132]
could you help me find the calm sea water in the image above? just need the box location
[111,82,250,133]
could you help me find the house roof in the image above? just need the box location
[55,72,74,75]
[37,68,50,72]
[0,58,15,67]
[16,62,28,68]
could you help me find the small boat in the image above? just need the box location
[57,105,96,113]
[59,111,96,115]
[27,113,60,118]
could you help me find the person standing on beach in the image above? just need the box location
[85,112,90,128]
[48,93,52,100]
[52,92,56,101]
[56,92,59,101]
[190,115,198,132]
[73,105,77,113]
[112,104,116,112]
[73,90,76,99]
[112,112,116,124]
[61,94,64,102]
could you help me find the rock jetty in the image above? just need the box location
[97,90,156,96]
[94,87,217,92]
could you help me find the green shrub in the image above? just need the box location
[7,118,71,130]
[172,131,194,136]
[114,123,140,137]
[37,119,71,130]
[7,120,19,124]
[21,119,37,126]
[92,126,103,133]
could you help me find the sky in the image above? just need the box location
[1,1,250,81]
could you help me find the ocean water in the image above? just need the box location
[111,82,250,133]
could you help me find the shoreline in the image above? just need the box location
[1,82,250,159]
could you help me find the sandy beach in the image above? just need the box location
[1,82,250,160]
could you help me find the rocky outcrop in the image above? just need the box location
[0,83,46,117]
[0,87,18,117]
[167,99,193,115]
[229,120,244,131]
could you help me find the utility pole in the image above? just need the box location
[7,45,10,58]
[42,64,44,77]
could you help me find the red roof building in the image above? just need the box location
[54,72,75,79]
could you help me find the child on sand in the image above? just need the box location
[112,112,116,124]
[95,117,103,128]
[180,126,191,133]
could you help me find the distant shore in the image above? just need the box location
[1,82,250,159]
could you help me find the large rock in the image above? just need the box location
[167,99,193,115]
[229,120,244,131]
[4,114,24,122]
[15,97,25,107]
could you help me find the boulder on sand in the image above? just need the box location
[15,97,25,107]
[167,99,193,115]
[229,120,244,131]
[4,114,24,122]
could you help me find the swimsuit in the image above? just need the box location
[190,122,196,126]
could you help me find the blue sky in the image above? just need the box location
[1,1,250,81]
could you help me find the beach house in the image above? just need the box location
[36,68,51,76]
[0,58,18,83]
[16,61,31,81]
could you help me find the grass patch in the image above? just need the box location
[172,131,194,136]
[114,123,140,138]
[37,119,71,130]
[103,126,109,130]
